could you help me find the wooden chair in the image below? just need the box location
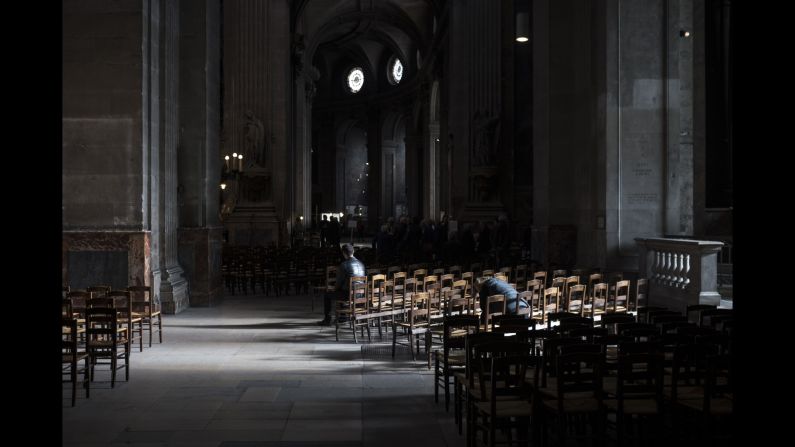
[604,342,665,446]
[108,290,144,352]
[434,315,480,411]
[470,341,535,447]
[542,351,607,446]
[549,276,566,309]
[87,285,111,298]
[566,284,587,315]
[634,277,649,311]
[532,270,548,290]
[526,279,545,325]
[127,286,163,347]
[542,287,561,325]
[586,273,604,298]
[312,265,337,311]
[369,274,388,338]
[448,265,463,280]
[336,276,370,343]
[85,306,130,387]
[392,291,432,365]
[440,273,455,290]
[483,294,506,332]
[611,280,631,313]
[451,279,471,312]
[498,266,513,282]
[62,317,89,406]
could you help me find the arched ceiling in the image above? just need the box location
[296,0,435,87]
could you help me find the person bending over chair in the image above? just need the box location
[474,276,529,318]
[318,243,366,326]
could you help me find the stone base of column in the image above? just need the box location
[178,226,223,307]
[160,265,189,314]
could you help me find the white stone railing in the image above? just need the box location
[635,238,724,312]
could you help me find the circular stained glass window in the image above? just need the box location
[347,67,364,93]
[391,59,403,84]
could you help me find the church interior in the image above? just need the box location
[62,0,734,445]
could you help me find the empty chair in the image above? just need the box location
[532,270,548,290]
[483,294,506,332]
[542,351,607,445]
[434,315,480,411]
[448,265,462,280]
[87,285,111,298]
[127,286,163,347]
[85,306,130,387]
[635,277,649,310]
[566,284,587,315]
[542,287,561,324]
[392,291,432,365]
[611,280,631,313]
[62,317,90,406]
[336,276,371,343]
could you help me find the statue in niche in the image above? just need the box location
[472,111,501,166]
[243,110,266,168]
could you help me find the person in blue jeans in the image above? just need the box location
[318,243,366,326]
[474,276,529,319]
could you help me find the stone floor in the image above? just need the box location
[63,293,460,447]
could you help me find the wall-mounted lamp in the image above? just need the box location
[220,183,227,190]
[680,30,691,38]
[299,215,304,221]
[516,12,529,43]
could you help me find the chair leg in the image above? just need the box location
[111,351,117,388]
[139,321,144,352]
[409,333,416,361]
[391,323,397,358]
[148,317,153,347]
[158,314,163,343]
[84,356,90,399]
[444,366,451,412]
[125,342,130,380]
[434,353,440,403]
[71,361,77,407]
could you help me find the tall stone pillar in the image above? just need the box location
[63,0,150,291]
[460,0,505,224]
[177,0,223,307]
[366,107,382,231]
[158,0,189,314]
[531,0,550,264]
[292,48,318,231]
[222,0,289,246]
[404,131,422,217]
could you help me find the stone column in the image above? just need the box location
[158,0,189,314]
[63,0,156,293]
[177,0,223,307]
[531,0,550,264]
[366,107,382,232]
[222,0,288,246]
[461,0,505,224]
[404,131,422,217]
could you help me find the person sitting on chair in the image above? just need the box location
[317,243,366,326]
[474,276,529,319]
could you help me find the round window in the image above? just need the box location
[347,67,364,93]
